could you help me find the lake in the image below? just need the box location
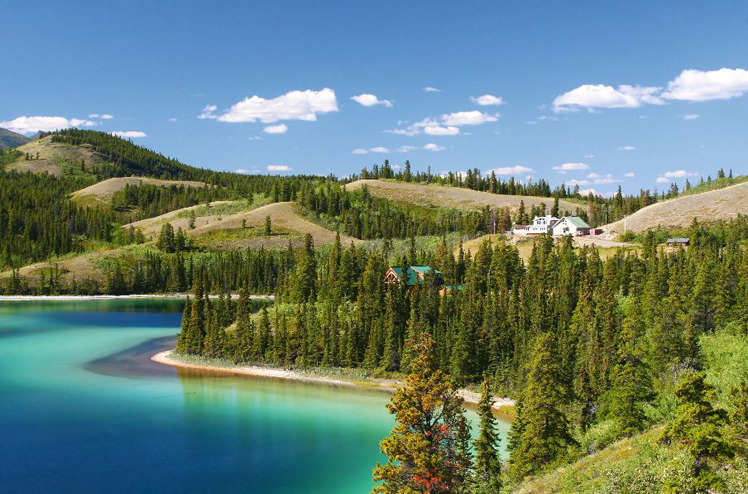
[0,299,509,494]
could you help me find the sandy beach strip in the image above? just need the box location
[152,350,515,411]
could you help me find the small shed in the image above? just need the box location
[666,238,690,247]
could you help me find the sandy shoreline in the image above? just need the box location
[0,294,275,301]
[152,350,515,411]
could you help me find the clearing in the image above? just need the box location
[346,179,580,213]
[6,136,109,176]
[602,181,748,236]
[71,176,210,205]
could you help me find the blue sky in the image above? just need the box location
[2,0,747,195]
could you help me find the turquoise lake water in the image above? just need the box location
[0,299,509,494]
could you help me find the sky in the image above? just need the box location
[2,0,748,196]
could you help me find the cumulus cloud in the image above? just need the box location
[423,86,442,92]
[89,113,113,119]
[267,165,292,172]
[663,170,698,178]
[386,111,498,136]
[168,118,178,123]
[682,113,700,120]
[110,131,146,138]
[441,111,499,126]
[351,94,393,107]
[423,143,446,152]
[0,116,98,134]
[553,84,663,112]
[215,88,338,123]
[553,162,590,172]
[486,165,534,175]
[470,94,504,106]
[662,68,748,102]
[655,170,698,183]
[352,148,368,154]
[577,188,599,196]
[263,123,288,134]
[235,168,250,174]
[624,172,635,178]
[369,146,390,153]
[198,105,217,119]
[618,145,636,151]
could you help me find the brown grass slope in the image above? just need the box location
[346,179,579,213]
[123,201,235,238]
[602,181,748,236]
[72,177,210,205]
[187,202,361,250]
[6,136,110,176]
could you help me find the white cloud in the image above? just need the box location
[263,123,288,134]
[423,86,442,92]
[396,145,418,153]
[662,68,748,102]
[267,165,292,172]
[215,88,338,123]
[553,84,663,112]
[584,154,596,158]
[351,94,393,107]
[553,162,590,172]
[248,135,263,141]
[424,124,460,136]
[470,94,504,106]
[655,177,671,184]
[111,131,146,138]
[352,148,368,154]
[198,104,217,119]
[663,170,698,178]
[441,111,499,126]
[567,179,590,185]
[587,173,600,178]
[486,165,534,175]
[682,113,700,120]
[578,188,599,196]
[168,118,178,123]
[89,113,113,119]
[369,146,390,153]
[0,116,98,134]
[423,143,446,152]
[235,168,249,174]
[386,111,498,136]
[618,145,636,151]
[624,172,635,178]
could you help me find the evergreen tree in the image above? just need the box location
[473,378,502,494]
[660,372,733,491]
[509,333,574,480]
[373,335,472,494]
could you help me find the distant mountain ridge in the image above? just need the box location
[0,128,31,149]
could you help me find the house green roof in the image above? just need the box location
[389,265,443,286]
[566,216,590,228]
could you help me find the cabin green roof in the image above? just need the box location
[389,266,443,286]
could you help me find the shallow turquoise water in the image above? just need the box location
[0,300,509,494]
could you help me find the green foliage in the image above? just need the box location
[660,372,733,491]
[372,335,473,494]
[473,378,502,493]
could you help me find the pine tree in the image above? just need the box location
[509,333,574,480]
[373,335,472,494]
[660,372,733,491]
[175,296,193,354]
[473,378,502,494]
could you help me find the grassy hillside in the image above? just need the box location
[603,180,748,236]
[71,176,212,206]
[347,179,580,213]
[0,128,31,149]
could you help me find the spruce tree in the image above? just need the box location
[373,335,472,494]
[660,372,733,491]
[509,333,574,480]
[473,378,502,493]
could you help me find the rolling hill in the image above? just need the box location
[602,181,748,236]
[346,179,580,213]
[0,128,31,149]
[71,176,211,206]
[6,135,112,176]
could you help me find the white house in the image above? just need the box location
[551,216,590,236]
[525,215,559,235]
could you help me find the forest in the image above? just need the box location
[170,216,748,492]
